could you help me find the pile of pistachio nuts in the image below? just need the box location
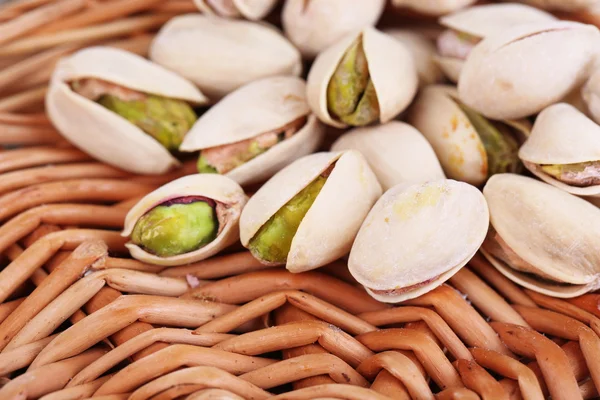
[46,0,600,302]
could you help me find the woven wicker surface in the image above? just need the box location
[1,1,600,399]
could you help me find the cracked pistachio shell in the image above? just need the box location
[150,15,302,101]
[349,179,489,303]
[458,21,600,120]
[482,174,600,298]
[331,121,445,191]
[408,85,530,186]
[46,46,207,175]
[519,103,600,196]
[391,0,476,16]
[194,0,278,20]
[384,29,445,87]
[436,3,557,82]
[517,0,599,12]
[307,27,418,128]
[180,76,325,186]
[240,151,382,273]
[282,0,385,59]
[122,174,247,267]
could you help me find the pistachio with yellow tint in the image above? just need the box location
[482,173,600,298]
[307,27,418,128]
[181,76,325,187]
[331,121,445,191]
[349,179,489,303]
[46,46,207,175]
[436,3,556,82]
[408,85,529,186]
[390,0,476,16]
[519,103,600,196]
[240,150,382,272]
[123,174,247,266]
[194,0,278,20]
[282,0,385,59]
[150,15,302,101]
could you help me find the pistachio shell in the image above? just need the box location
[434,55,463,84]
[519,103,600,196]
[384,29,445,87]
[282,0,385,59]
[458,21,600,120]
[330,121,445,191]
[307,27,418,128]
[391,0,476,16]
[181,76,325,186]
[240,150,382,273]
[122,174,247,267]
[517,0,598,12]
[482,173,600,298]
[582,68,600,125]
[194,0,278,20]
[46,46,207,175]
[348,179,489,303]
[149,15,302,101]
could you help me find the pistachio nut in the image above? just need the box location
[458,21,600,120]
[282,0,385,59]
[349,179,489,303]
[482,173,600,298]
[390,0,476,16]
[384,29,445,87]
[180,76,325,187]
[408,85,529,186]
[307,27,418,128]
[516,0,599,12]
[436,3,557,82]
[240,150,382,273]
[331,121,445,191]
[122,174,247,266]
[150,15,302,101]
[582,68,600,125]
[46,46,207,175]
[194,0,278,20]
[519,103,600,196]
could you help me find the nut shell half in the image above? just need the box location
[122,174,248,267]
[194,0,278,20]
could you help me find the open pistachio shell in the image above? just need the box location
[458,21,600,120]
[482,173,600,298]
[181,76,325,186]
[391,0,476,16]
[349,179,489,303]
[194,0,278,20]
[150,15,302,101]
[122,174,247,267]
[331,121,445,191]
[408,85,529,186]
[46,46,207,175]
[240,150,382,273]
[306,27,418,128]
[436,3,557,82]
[282,0,385,59]
[519,103,600,196]
[384,29,445,87]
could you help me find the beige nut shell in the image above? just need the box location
[458,21,600,120]
[348,179,489,303]
[150,14,302,101]
[582,68,600,125]
[482,173,600,298]
[519,103,600,196]
[518,0,598,12]
[331,121,445,191]
[194,0,278,20]
[46,46,207,175]
[282,0,385,59]
[180,76,325,186]
[391,0,476,16]
[240,151,382,273]
[306,27,418,128]
[122,174,248,267]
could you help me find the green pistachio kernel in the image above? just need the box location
[327,35,380,126]
[458,102,521,177]
[196,139,271,175]
[131,200,218,257]
[249,174,327,263]
[540,161,600,187]
[98,94,197,151]
[541,162,592,177]
[197,154,218,174]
